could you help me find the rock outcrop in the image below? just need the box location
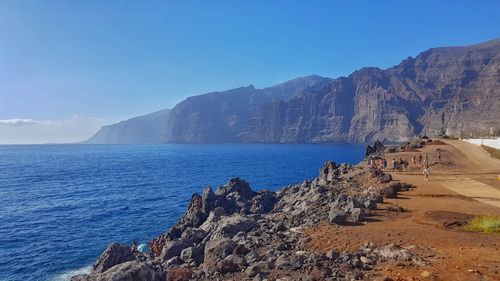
[75,160,427,281]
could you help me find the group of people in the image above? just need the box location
[368,150,442,181]
[367,157,387,173]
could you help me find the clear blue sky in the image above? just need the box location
[0,1,499,143]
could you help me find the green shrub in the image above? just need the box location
[464,215,500,234]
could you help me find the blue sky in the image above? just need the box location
[0,1,499,143]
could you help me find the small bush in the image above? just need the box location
[464,215,500,234]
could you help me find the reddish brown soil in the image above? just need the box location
[304,140,500,281]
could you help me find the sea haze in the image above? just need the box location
[0,144,364,281]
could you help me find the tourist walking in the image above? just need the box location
[412,155,416,166]
[399,158,405,171]
[423,165,430,181]
[438,151,441,162]
[418,154,423,166]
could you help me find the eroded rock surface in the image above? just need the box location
[75,160,425,281]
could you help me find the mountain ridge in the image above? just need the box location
[86,39,500,144]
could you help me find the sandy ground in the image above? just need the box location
[305,139,500,281]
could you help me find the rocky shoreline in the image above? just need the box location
[72,150,425,281]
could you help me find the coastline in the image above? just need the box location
[70,142,425,280]
[71,138,500,280]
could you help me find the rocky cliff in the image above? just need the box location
[240,39,500,143]
[86,39,500,144]
[72,159,426,281]
[164,75,328,143]
[84,109,171,144]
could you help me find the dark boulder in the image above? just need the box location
[328,209,347,224]
[378,172,392,183]
[209,214,257,239]
[160,239,193,261]
[351,208,365,223]
[203,238,237,273]
[250,190,276,214]
[72,261,163,281]
[363,198,377,209]
[180,228,207,244]
[91,243,135,274]
[319,161,338,182]
[215,178,256,199]
[180,246,204,264]
[365,141,386,157]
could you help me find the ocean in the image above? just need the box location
[0,144,364,281]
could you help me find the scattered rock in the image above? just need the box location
[329,209,348,224]
[81,156,426,280]
[366,141,386,157]
[72,261,163,281]
[91,243,135,274]
[180,246,203,264]
[378,172,393,184]
[351,208,365,223]
[203,238,236,273]
[160,239,193,261]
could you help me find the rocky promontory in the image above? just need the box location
[72,157,426,281]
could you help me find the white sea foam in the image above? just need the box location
[51,265,91,281]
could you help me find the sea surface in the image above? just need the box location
[0,144,364,281]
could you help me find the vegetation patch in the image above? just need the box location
[481,145,500,160]
[464,215,500,234]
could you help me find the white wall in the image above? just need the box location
[462,138,500,149]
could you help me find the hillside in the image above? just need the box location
[84,109,171,144]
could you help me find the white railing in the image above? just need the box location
[461,137,500,149]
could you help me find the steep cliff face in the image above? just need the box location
[392,39,500,137]
[164,75,328,143]
[239,39,500,143]
[84,109,171,144]
[240,78,356,142]
[86,39,500,144]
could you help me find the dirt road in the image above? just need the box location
[305,139,500,281]
[432,139,500,208]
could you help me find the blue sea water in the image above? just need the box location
[0,144,364,281]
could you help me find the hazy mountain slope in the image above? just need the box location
[84,109,171,144]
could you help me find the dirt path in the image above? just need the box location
[436,176,500,208]
[428,139,500,208]
[305,139,500,281]
[444,139,500,173]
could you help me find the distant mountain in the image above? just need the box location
[165,75,328,143]
[84,109,171,144]
[86,39,500,144]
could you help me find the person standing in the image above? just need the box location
[423,165,430,181]
[418,154,423,166]
[412,155,416,166]
[438,151,442,162]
